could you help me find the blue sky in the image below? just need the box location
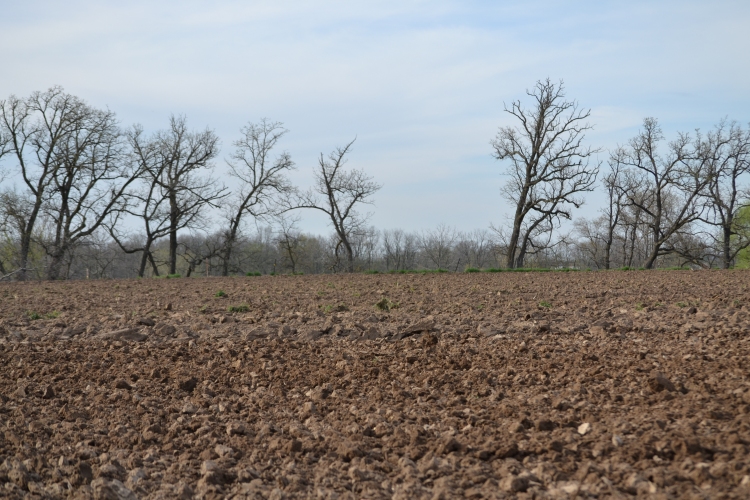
[1,0,749,235]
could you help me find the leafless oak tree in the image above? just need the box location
[117,116,226,275]
[697,120,750,268]
[1,87,143,280]
[289,139,380,272]
[492,79,599,268]
[221,119,295,276]
[618,118,713,269]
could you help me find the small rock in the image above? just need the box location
[578,422,591,435]
[126,468,147,487]
[301,401,317,416]
[181,402,198,414]
[687,307,697,314]
[178,377,199,393]
[215,444,234,458]
[114,380,132,391]
[287,439,303,453]
[164,302,173,311]
[105,328,147,342]
[648,373,676,392]
[201,460,220,475]
[78,461,94,483]
[478,325,501,337]
[226,421,247,436]
[306,385,332,401]
[6,459,29,489]
[398,318,436,338]
[553,398,571,411]
[436,436,462,454]
[98,462,127,481]
[348,466,368,482]
[200,460,226,486]
[42,384,55,399]
[155,324,177,336]
[536,419,556,431]
[91,477,137,500]
[136,317,155,327]
[612,435,624,447]
[496,442,519,459]
[500,475,529,493]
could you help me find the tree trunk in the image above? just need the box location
[222,224,239,277]
[723,225,732,269]
[169,197,178,275]
[137,237,155,277]
[19,234,31,281]
[506,212,523,269]
[344,240,355,272]
[46,251,66,280]
[604,231,613,270]
[148,252,160,277]
[221,244,232,276]
[515,236,529,269]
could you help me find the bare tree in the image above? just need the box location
[382,229,418,271]
[289,139,380,272]
[0,87,144,280]
[420,223,457,270]
[697,120,750,268]
[1,88,80,279]
[619,118,713,268]
[491,79,599,268]
[106,125,172,277]
[454,229,492,269]
[276,214,302,274]
[221,119,295,275]
[178,231,223,277]
[123,116,226,275]
[40,101,142,280]
[572,151,628,269]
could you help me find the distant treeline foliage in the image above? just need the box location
[1,83,749,280]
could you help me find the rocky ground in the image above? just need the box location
[1,270,749,499]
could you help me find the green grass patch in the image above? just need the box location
[26,310,59,320]
[322,303,349,314]
[375,297,399,311]
[387,269,450,275]
[227,304,250,313]
[215,290,226,297]
[464,267,481,273]
[538,300,552,309]
[246,271,262,276]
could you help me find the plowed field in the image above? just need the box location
[1,271,749,499]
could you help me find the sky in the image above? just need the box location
[1,0,749,236]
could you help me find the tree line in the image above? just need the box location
[1,81,749,280]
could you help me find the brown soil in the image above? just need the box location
[1,271,749,499]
